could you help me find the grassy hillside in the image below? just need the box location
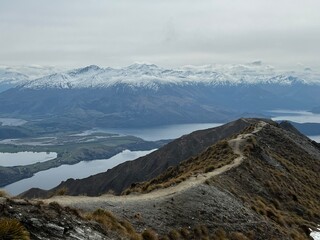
[210,123,320,238]
[17,119,320,239]
[117,120,320,239]
[123,140,238,194]
[20,119,252,198]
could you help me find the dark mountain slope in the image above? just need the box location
[285,121,320,136]
[1,81,320,128]
[21,118,254,198]
[113,120,320,239]
[0,126,33,139]
[207,122,320,239]
[1,64,320,129]
[0,86,232,128]
[43,119,320,239]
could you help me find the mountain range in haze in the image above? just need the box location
[1,62,320,89]
[0,63,320,128]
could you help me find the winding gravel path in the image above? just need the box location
[43,121,267,207]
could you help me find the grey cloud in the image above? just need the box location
[0,0,319,69]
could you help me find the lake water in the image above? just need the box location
[0,151,57,167]
[268,110,320,142]
[2,115,320,195]
[88,123,223,141]
[270,110,320,124]
[79,118,320,143]
[102,115,320,143]
[309,135,320,142]
[4,149,155,195]
[1,122,223,195]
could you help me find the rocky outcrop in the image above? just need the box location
[0,197,121,240]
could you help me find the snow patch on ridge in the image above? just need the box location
[3,63,320,90]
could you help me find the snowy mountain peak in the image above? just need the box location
[125,63,162,75]
[126,63,159,70]
[0,70,29,82]
[75,65,101,72]
[0,69,30,91]
[5,63,320,90]
[69,65,103,76]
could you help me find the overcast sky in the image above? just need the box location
[1,0,320,69]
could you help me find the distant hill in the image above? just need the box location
[0,68,29,92]
[285,121,320,136]
[312,106,320,113]
[0,127,33,139]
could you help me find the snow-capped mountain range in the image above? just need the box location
[0,68,28,92]
[1,62,320,91]
[0,69,28,86]
[0,62,320,128]
[22,63,320,89]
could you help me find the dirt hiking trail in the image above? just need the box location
[43,121,267,206]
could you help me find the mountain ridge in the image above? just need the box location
[34,118,320,239]
[17,63,320,90]
[1,63,320,128]
[20,118,254,198]
[1,63,320,90]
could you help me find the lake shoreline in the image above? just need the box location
[4,149,156,196]
[1,111,320,196]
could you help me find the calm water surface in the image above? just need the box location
[270,110,320,124]
[309,135,320,143]
[269,110,320,142]
[4,149,155,195]
[93,123,223,141]
[0,152,57,167]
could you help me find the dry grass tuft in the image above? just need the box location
[212,228,228,240]
[142,229,158,240]
[0,189,9,198]
[167,229,181,240]
[230,232,249,240]
[49,187,68,198]
[85,208,141,239]
[0,218,30,240]
[123,141,238,195]
[212,124,320,239]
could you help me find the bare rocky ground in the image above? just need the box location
[63,183,282,238]
[43,121,288,239]
[0,197,122,240]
